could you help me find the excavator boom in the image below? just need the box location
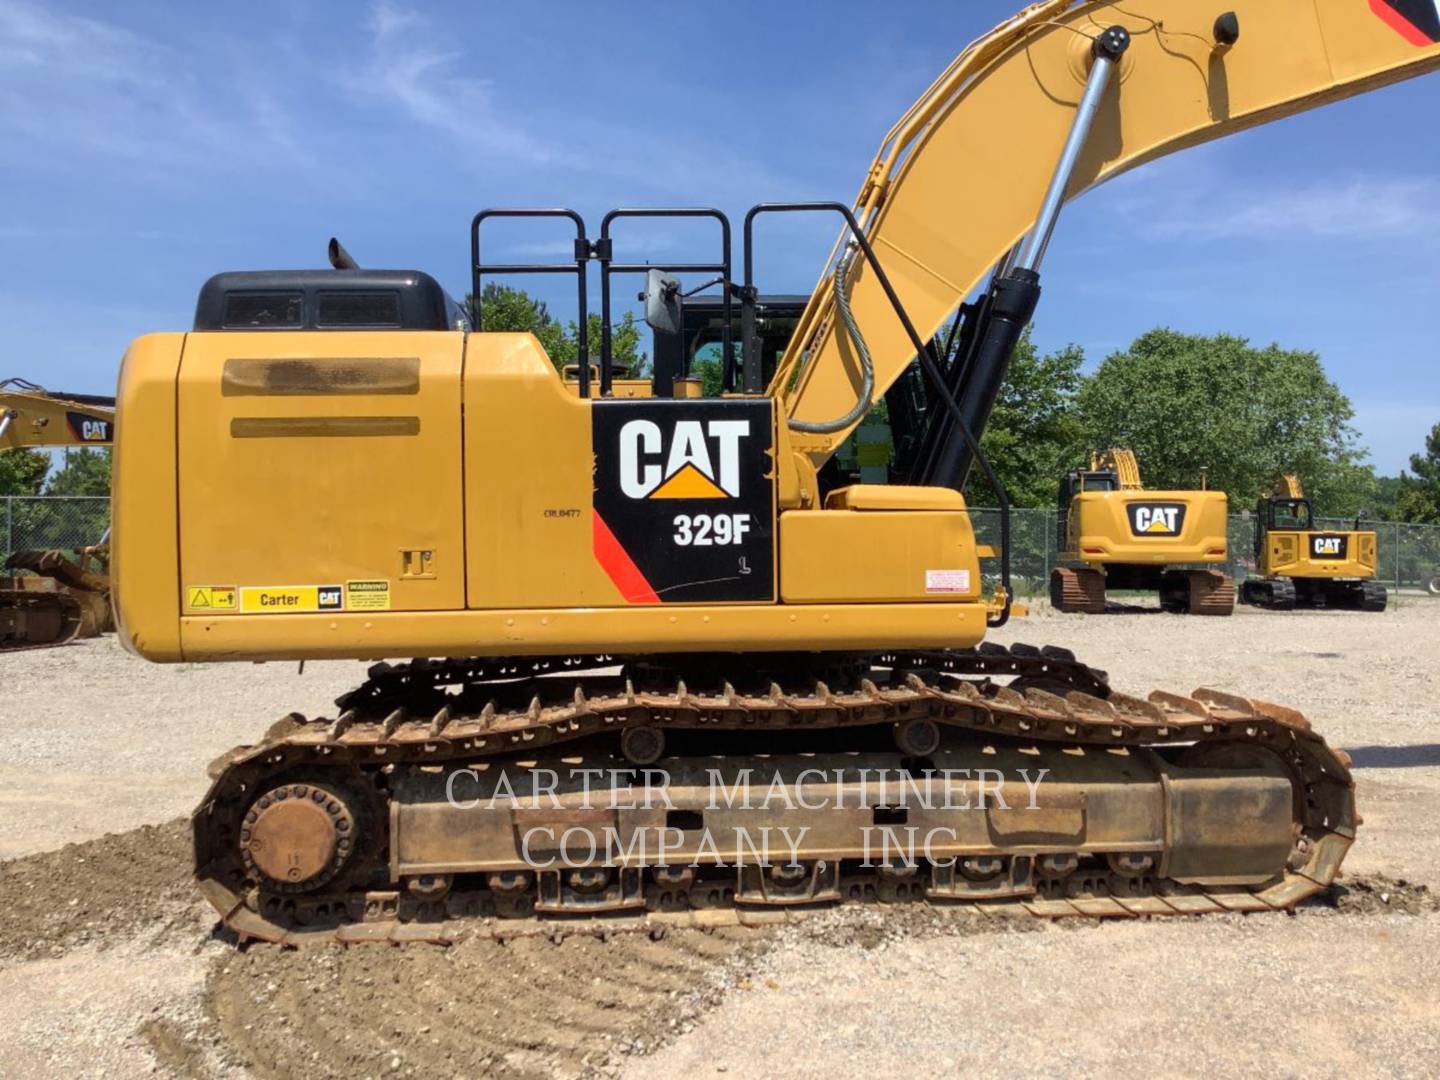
[779,1,1440,478]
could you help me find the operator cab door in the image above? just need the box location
[176,332,466,615]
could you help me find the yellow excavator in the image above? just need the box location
[1241,474,1388,611]
[1051,449,1233,614]
[110,2,1438,943]
[1,379,115,651]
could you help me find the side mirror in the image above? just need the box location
[642,269,683,336]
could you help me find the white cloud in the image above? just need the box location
[354,0,553,166]
[0,0,312,177]
[1105,157,1440,243]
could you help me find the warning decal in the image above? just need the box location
[187,586,236,610]
[925,569,971,594]
[345,580,392,611]
[239,585,342,614]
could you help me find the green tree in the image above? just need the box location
[465,284,569,362]
[964,329,1085,507]
[1074,329,1371,514]
[464,285,648,374]
[0,448,49,496]
[45,448,112,496]
[1396,422,1440,524]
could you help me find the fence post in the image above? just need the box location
[1394,522,1401,593]
[4,496,10,562]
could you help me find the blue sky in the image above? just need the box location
[2,0,1436,473]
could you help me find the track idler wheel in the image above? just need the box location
[239,782,356,893]
[621,725,666,765]
[894,717,941,756]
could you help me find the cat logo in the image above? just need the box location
[1310,534,1348,560]
[619,418,750,500]
[1127,502,1186,537]
[65,412,112,443]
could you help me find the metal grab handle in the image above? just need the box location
[744,201,1013,626]
[470,208,592,397]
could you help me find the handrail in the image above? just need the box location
[470,208,593,397]
[597,208,734,395]
[745,201,1012,627]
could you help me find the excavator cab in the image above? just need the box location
[650,293,806,398]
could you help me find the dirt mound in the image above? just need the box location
[206,927,768,1079]
[0,817,198,962]
[1324,874,1439,916]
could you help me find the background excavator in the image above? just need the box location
[1,379,115,651]
[109,1,1439,943]
[1051,448,1233,615]
[1241,474,1388,611]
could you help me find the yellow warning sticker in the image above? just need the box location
[345,579,392,611]
[240,585,344,614]
[187,586,236,610]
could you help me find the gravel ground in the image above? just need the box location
[0,599,1435,1077]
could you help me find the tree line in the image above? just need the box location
[970,326,1438,522]
[4,284,1435,526]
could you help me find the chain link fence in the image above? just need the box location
[970,507,1440,599]
[2,496,110,559]
[2,496,1437,598]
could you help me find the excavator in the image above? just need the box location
[1,379,115,650]
[1241,474,1388,611]
[110,1,1438,943]
[1051,449,1233,615]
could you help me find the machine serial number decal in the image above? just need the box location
[239,585,343,613]
[345,579,392,610]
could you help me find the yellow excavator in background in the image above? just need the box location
[1241,474,1388,611]
[109,1,1439,943]
[1,379,115,651]
[1051,449,1233,615]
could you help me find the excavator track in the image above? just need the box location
[0,581,84,652]
[1049,567,1106,613]
[1161,570,1236,617]
[194,644,1354,946]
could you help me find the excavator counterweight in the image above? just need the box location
[106,1,1440,942]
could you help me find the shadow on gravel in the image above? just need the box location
[1344,744,1440,769]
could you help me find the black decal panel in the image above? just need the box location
[1126,501,1187,537]
[1371,0,1440,44]
[1309,534,1349,561]
[591,399,775,603]
[65,411,113,443]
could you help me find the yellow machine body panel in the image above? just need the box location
[1261,529,1378,581]
[175,332,467,617]
[1065,489,1229,567]
[112,334,184,661]
[113,331,990,662]
[780,504,981,604]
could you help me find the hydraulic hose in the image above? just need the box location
[788,249,874,434]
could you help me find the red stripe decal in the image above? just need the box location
[592,512,661,604]
[1370,0,1434,45]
